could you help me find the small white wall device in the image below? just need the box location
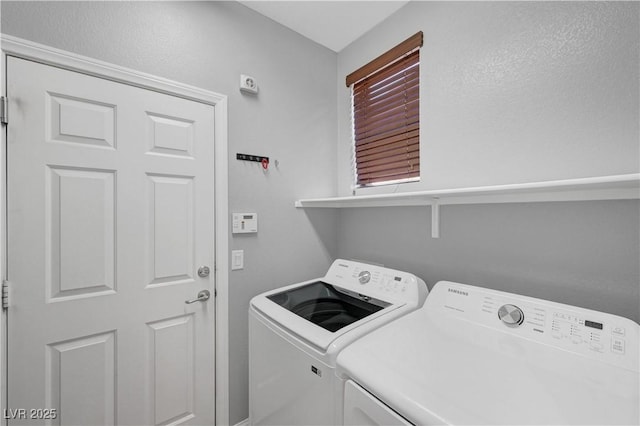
[240,74,258,94]
[232,213,258,233]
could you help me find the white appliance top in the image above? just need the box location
[337,281,640,425]
[250,259,427,354]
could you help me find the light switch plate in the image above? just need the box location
[232,250,244,270]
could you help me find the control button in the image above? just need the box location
[590,342,603,352]
[612,326,626,337]
[358,271,371,285]
[611,338,625,354]
[498,304,525,328]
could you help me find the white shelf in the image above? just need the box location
[296,174,640,208]
[295,174,640,238]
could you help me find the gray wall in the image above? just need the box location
[337,201,640,323]
[0,2,338,424]
[333,1,639,332]
[2,2,639,424]
[337,1,640,195]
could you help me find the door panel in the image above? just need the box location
[47,93,116,148]
[48,331,117,426]
[48,166,116,300]
[147,174,195,286]
[7,56,215,425]
[149,315,195,425]
[146,113,194,157]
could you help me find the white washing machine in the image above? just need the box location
[337,281,639,425]
[249,259,428,425]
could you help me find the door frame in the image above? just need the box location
[0,34,230,426]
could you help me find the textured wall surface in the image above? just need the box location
[1,2,338,423]
[337,1,640,195]
[333,0,639,334]
[338,201,640,323]
[2,1,639,424]
[333,1,639,329]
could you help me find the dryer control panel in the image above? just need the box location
[431,281,639,372]
[325,260,428,308]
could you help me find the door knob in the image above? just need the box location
[185,290,211,304]
[198,266,210,277]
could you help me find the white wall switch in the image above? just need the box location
[232,250,244,270]
[240,74,258,94]
[232,213,258,234]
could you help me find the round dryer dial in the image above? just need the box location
[498,304,525,327]
[358,271,371,284]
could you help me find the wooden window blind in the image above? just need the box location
[347,32,422,186]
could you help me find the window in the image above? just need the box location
[347,31,422,186]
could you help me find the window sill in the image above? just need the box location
[295,174,640,237]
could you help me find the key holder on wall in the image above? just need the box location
[237,153,271,170]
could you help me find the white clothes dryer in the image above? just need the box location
[249,259,428,425]
[337,281,639,425]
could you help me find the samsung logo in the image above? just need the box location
[448,288,468,296]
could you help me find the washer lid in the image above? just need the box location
[251,281,404,352]
[250,259,428,353]
[267,280,390,332]
[336,282,640,425]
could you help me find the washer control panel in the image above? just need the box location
[498,304,525,327]
[433,281,639,371]
[358,271,371,284]
[325,260,428,307]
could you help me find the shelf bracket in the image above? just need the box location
[431,198,440,239]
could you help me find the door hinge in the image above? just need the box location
[2,280,9,309]
[0,96,7,125]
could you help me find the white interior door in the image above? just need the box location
[6,56,215,425]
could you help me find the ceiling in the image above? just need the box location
[238,1,410,52]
